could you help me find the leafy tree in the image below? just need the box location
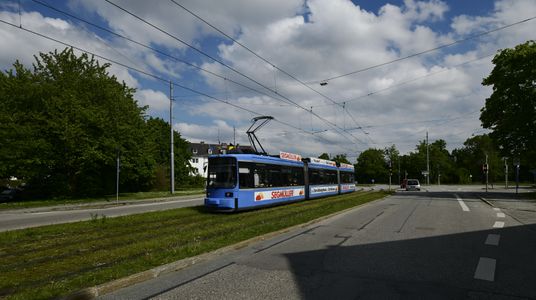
[318,153,330,160]
[0,48,191,197]
[145,117,192,189]
[384,145,399,183]
[332,154,351,164]
[355,149,388,183]
[481,40,536,173]
[453,134,502,184]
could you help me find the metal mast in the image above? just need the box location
[426,131,430,186]
[170,81,175,194]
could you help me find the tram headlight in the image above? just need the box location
[225,192,233,197]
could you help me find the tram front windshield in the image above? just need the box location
[207,157,237,188]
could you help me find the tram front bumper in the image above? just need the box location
[205,198,235,210]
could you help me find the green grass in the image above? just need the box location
[0,190,389,299]
[0,188,204,211]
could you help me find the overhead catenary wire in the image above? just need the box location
[33,0,366,148]
[31,0,296,107]
[314,15,536,83]
[0,18,356,154]
[311,52,496,108]
[103,0,368,147]
[167,0,372,143]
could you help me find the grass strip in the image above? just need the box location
[0,190,389,299]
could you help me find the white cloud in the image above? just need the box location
[0,10,142,87]
[136,89,170,112]
[187,0,536,159]
[3,0,536,160]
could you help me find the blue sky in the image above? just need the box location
[1,0,535,161]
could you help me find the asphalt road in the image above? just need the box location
[101,186,536,299]
[0,195,204,232]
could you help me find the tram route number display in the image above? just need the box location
[255,188,305,201]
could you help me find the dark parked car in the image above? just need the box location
[0,188,22,202]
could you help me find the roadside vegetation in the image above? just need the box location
[0,190,388,299]
[0,48,198,201]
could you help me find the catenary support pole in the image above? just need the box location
[170,81,175,194]
[426,131,430,186]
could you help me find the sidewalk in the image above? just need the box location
[0,193,205,214]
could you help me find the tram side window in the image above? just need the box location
[238,162,304,188]
[238,163,254,188]
[309,168,337,185]
[326,170,337,184]
[340,172,355,184]
[309,169,320,185]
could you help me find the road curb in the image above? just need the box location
[63,191,388,299]
[479,196,495,207]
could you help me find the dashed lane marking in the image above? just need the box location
[454,194,470,212]
[493,208,501,211]
[474,257,496,281]
[493,221,505,228]
[485,234,500,246]
[497,212,505,218]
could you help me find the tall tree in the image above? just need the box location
[332,154,351,164]
[384,145,400,183]
[318,153,330,160]
[145,117,192,189]
[480,40,536,172]
[0,48,191,197]
[453,134,502,184]
[355,149,388,183]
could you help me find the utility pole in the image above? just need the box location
[116,148,120,203]
[170,81,175,194]
[426,131,430,186]
[233,125,236,145]
[504,157,508,189]
[485,153,489,193]
[388,160,392,191]
[398,155,401,187]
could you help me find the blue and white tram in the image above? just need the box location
[204,151,355,211]
[304,157,339,199]
[205,153,305,211]
[338,163,356,194]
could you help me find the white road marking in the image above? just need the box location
[497,212,505,218]
[493,208,501,211]
[474,257,496,281]
[493,221,505,228]
[454,194,470,212]
[485,234,500,246]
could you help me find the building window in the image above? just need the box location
[192,149,198,154]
